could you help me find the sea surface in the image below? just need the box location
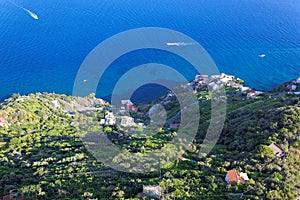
[0,0,300,103]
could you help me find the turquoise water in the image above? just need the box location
[0,0,299,102]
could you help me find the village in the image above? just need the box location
[0,74,299,199]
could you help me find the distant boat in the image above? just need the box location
[22,7,39,20]
[166,42,195,46]
[258,54,266,58]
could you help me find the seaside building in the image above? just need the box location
[121,100,132,105]
[240,86,251,93]
[117,116,135,127]
[104,112,116,125]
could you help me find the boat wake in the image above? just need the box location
[166,42,195,46]
[22,7,38,20]
[11,1,38,20]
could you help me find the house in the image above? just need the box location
[105,112,116,125]
[119,106,126,114]
[219,73,234,84]
[169,123,179,129]
[143,186,162,199]
[137,192,144,198]
[296,78,300,84]
[70,121,79,126]
[0,117,8,127]
[68,111,76,118]
[211,74,222,80]
[127,104,138,112]
[117,116,134,127]
[220,77,231,84]
[208,82,221,91]
[14,152,22,158]
[268,143,285,158]
[127,104,133,111]
[240,86,251,93]
[222,73,235,80]
[121,100,132,105]
[199,74,209,79]
[52,99,60,109]
[2,189,23,200]
[100,119,106,125]
[195,74,209,83]
[291,84,297,91]
[254,91,264,96]
[225,170,249,184]
[247,92,256,99]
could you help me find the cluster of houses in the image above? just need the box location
[287,77,300,95]
[137,170,251,199]
[100,100,145,130]
[192,73,264,99]
[223,142,286,187]
[100,112,136,128]
[118,100,138,114]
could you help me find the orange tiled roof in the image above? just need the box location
[227,170,238,183]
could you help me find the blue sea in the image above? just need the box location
[0,0,300,103]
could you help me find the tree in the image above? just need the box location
[258,145,274,158]
[248,178,255,185]
[104,126,112,133]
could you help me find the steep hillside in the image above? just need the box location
[0,90,299,199]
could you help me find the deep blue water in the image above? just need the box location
[0,0,300,102]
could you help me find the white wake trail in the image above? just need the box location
[11,1,38,20]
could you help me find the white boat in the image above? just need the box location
[22,7,38,20]
[258,54,266,58]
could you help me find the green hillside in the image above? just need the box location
[0,88,299,199]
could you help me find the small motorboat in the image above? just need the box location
[258,54,266,58]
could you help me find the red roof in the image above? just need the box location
[2,195,10,200]
[2,195,24,200]
[199,75,209,78]
[227,170,238,184]
[170,124,179,129]
[226,170,248,184]
[137,192,144,198]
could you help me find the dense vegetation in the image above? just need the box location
[0,84,299,199]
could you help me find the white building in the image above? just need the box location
[143,186,162,199]
[238,172,249,181]
[121,100,132,105]
[117,116,134,127]
[105,112,116,125]
[240,86,251,92]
